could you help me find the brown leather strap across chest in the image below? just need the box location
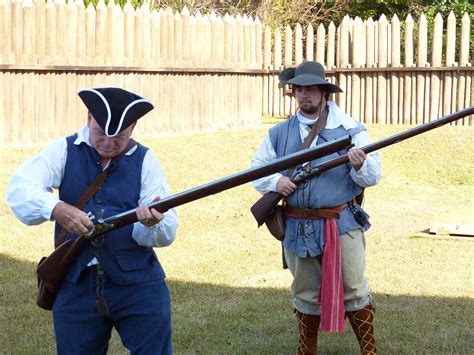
[283,204,347,220]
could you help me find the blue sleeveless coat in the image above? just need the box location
[269,115,371,258]
[55,135,166,285]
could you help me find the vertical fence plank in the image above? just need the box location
[326,22,336,105]
[390,14,400,124]
[444,12,456,119]
[44,0,56,64]
[377,15,388,124]
[273,28,282,117]
[34,0,45,63]
[141,3,152,67]
[364,17,375,124]
[67,0,79,65]
[104,0,115,66]
[295,23,303,64]
[223,13,232,67]
[230,14,238,68]
[156,7,166,66]
[163,7,175,67]
[76,0,85,65]
[236,14,244,68]
[338,16,350,112]
[10,71,21,142]
[167,8,176,67]
[150,9,160,67]
[203,14,212,67]
[458,13,470,124]
[351,17,364,121]
[244,15,253,67]
[284,25,292,116]
[255,17,262,69]
[2,72,12,143]
[327,22,336,70]
[179,7,188,67]
[403,15,414,124]
[1,0,12,64]
[416,14,428,124]
[11,0,21,63]
[22,0,35,64]
[430,13,443,121]
[174,10,183,66]
[85,2,96,65]
[94,0,106,65]
[134,5,144,66]
[306,23,314,62]
[316,23,325,65]
[284,24,293,67]
[209,11,218,67]
[263,24,271,116]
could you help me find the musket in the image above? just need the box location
[37,134,353,309]
[250,105,474,226]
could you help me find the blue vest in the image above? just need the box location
[55,135,165,285]
[269,114,371,257]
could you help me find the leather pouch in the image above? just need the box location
[264,205,285,241]
[36,257,57,310]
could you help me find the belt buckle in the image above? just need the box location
[302,208,311,218]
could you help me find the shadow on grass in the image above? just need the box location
[1,254,473,354]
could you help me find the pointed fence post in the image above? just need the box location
[430,13,443,121]
[403,14,414,124]
[443,12,456,118]
[416,14,428,124]
[458,13,471,124]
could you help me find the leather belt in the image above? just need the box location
[284,204,347,220]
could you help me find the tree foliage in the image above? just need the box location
[145,0,473,27]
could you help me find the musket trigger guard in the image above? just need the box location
[82,211,96,239]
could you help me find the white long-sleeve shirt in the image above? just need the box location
[251,101,381,194]
[7,126,179,248]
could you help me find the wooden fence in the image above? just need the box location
[263,13,473,126]
[0,1,472,145]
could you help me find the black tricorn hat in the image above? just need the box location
[279,61,342,94]
[78,87,154,137]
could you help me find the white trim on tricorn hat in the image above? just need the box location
[279,61,342,94]
[78,87,154,137]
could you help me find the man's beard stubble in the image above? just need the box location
[299,102,322,116]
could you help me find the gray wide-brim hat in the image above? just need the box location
[78,87,154,137]
[279,61,342,94]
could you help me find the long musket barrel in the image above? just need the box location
[298,105,474,181]
[250,105,474,225]
[91,134,353,237]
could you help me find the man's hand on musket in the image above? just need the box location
[276,176,297,196]
[137,196,164,227]
[348,147,366,172]
[52,202,95,236]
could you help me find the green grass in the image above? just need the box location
[1,123,473,354]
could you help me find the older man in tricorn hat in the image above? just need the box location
[7,87,179,354]
[251,61,381,354]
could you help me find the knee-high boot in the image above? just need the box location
[346,304,377,354]
[295,310,320,355]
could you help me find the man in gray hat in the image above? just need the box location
[7,87,179,354]
[251,61,381,354]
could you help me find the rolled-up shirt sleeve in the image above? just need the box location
[349,130,382,187]
[250,135,282,194]
[7,138,66,225]
[132,150,179,248]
